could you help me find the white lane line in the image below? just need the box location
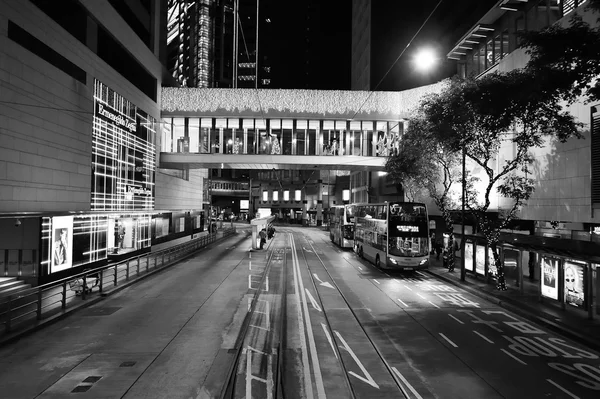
[392,367,424,399]
[335,331,380,389]
[403,285,413,291]
[429,301,440,308]
[448,314,464,324]
[473,330,494,344]
[439,333,458,348]
[249,261,251,270]
[397,298,408,307]
[373,279,381,284]
[289,234,316,399]
[291,234,326,398]
[415,271,428,278]
[547,379,579,399]
[321,323,338,359]
[416,293,426,300]
[501,349,527,365]
[358,266,363,271]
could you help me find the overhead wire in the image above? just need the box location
[350,0,444,121]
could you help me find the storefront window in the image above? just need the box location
[307,129,317,155]
[247,129,256,154]
[296,130,306,155]
[188,118,200,153]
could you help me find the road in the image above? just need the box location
[0,226,598,398]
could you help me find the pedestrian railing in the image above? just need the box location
[0,228,236,340]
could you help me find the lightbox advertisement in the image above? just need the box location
[475,245,486,275]
[564,261,585,308]
[51,216,74,273]
[465,242,474,272]
[541,256,558,300]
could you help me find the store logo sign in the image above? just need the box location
[127,185,152,196]
[95,102,136,133]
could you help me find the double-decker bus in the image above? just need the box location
[329,204,355,248]
[354,202,430,270]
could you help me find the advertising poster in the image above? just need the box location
[564,261,585,308]
[475,245,486,275]
[487,247,498,276]
[465,242,474,272]
[541,256,558,300]
[51,216,74,273]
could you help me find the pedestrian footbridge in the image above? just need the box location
[159,84,444,171]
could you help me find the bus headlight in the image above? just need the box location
[389,257,397,264]
[419,259,428,265]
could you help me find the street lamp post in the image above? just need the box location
[460,143,466,281]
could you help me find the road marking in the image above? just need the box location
[501,348,527,365]
[358,266,363,271]
[429,301,440,308]
[416,293,426,300]
[321,323,338,359]
[245,346,273,399]
[403,285,413,291]
[415,271,428,278]
[249,261,251,270]
[473,330,494,344]
[448,314,464,324]
[291,234,325,398]
[547,379,579,399]
[373,279,381,284]
[397,298,408,307]
[335,331,380,389]
[305,288,322,312]
[392,367,424,399]
[439,333,458,348]
[313,273,334,289]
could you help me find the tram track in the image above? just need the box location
[219,235,288,399]
[298,233,412,399]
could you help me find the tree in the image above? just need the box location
[386,91,467,272]
[519,0,600,103]
[458,69,583,290]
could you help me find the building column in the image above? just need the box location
[317,179,323,226]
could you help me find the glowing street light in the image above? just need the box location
[414,48,436,71]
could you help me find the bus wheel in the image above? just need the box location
[375,255,381,268]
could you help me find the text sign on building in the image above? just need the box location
[95,102,137,133]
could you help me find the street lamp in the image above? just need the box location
[413,48,437,72]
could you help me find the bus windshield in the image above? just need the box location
[345,205,355,224]
[388,203,429,257]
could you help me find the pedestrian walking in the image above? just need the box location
[259,228,267,249]
[435,241,442,260]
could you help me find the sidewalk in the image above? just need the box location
[425,256,600,352]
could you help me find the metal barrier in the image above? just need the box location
[0,228,236,339]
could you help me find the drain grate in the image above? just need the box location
[82,376,102,383]
[119,361,137,367]
[71,385,92,393]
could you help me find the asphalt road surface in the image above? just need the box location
[0,226,598,398]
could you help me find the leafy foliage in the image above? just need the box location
[519,3,600,103]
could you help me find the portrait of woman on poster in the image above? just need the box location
[54,228,68,265]
[564,264,584,307]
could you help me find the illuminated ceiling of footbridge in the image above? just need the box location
[159,154,386,171]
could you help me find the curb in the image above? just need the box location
[426,269,600,353]
[0,232,240,347]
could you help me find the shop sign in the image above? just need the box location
[95,102,136,133]
[541,256,558,300]
[564,261,585,308]
[127,185,152,196]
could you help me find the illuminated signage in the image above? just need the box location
[127,185,152,196]
[396,225,419,232]
[541,256,558,300]
[95,102,136,133]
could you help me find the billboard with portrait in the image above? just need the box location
[465,242,474,272]
[564,261,585,308]
[51,216,74,273]
[541,256,558,300]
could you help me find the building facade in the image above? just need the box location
[446,0,600,316]
[0,0,205,284]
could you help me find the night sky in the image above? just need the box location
[270,0,498,91]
